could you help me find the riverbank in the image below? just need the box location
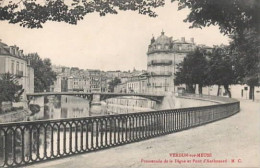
[0,109,30,123]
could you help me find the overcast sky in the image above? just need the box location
[0,1,230,71]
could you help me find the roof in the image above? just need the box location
[0,40,27,61]
[153,31,172,45]
[0,41,11,55]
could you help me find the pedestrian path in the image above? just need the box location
[29,99,260,168]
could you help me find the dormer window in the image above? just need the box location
[165,45,169,49]
[9,47,14,55]
[157,45,161,49]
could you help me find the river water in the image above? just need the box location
[0,95,156,166]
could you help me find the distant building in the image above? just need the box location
[106,70,121,78]
[147,31,196,93]
[114,82,127,93]
[67,75,90,92]
[197,44,214,55]
[88,69,101,92]
[52,65,70,77]
[126,73,148,93]
[0,40,34,100]
[101,72,108,92]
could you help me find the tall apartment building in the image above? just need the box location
[147,31,196,93]
[0,40,34,99]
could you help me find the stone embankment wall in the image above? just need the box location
[175,97,218,108]
[105,93,219,114]
[0,110,29,123]
[0,101,30,123]
[105,96,156,114]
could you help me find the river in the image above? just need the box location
[0,95,156,166]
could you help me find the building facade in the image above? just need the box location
[114,82,127,93]
[88,70,101,92]
[67,75,90,92]
[0,41,34,100]
[147,31,196,93]
[126,74,148,93]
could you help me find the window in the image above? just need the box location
[21,63,24,75]
[11,60,15,74]
[16,62,19,75]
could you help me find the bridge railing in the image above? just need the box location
[0,96,239,167]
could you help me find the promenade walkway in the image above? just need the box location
[29,99,260,168]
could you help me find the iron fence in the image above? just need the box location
[0,97,239,167]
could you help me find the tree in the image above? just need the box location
[175,49,209,94]
[229,30,260,100]
[108,77,121,92]
[174,0,260,100]
[0,73,24,104]
[26,53,56,92]
[207,47,236,98]
[0,0,164,28]
[173,0,259,35]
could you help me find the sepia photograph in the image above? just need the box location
[0,0,259,167]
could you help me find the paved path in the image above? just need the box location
[29,99,260,168]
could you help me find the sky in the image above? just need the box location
[0,1,230,71]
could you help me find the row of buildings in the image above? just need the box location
[49,31,260,101]
[50,31,199,94]
[50,65,144,93]
[0,40,34,100]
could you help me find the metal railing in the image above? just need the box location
[0,96,239,167]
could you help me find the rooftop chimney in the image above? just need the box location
[9,46,14,55]
[161,30,165,35]
[18,50,24,57]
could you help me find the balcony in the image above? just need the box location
[148,60,172,66]
[147,48,172,55]
[150,72,172,77]
[147,46,195,55]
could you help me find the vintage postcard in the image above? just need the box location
[0,0,259,167]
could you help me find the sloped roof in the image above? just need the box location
[0,40,27,61]
[153,31,172,45]
[0,41,11,55]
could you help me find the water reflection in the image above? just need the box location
[31,95,92,121]
[0,95,156,167]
